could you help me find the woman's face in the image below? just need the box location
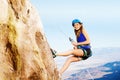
[73,23,82,30]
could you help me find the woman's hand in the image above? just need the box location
[73,46,77,49]
[72,41,78,46]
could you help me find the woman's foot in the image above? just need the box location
[50,48,57,58]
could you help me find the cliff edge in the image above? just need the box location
[0,0,59,80]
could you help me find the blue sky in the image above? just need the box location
[30,0,120,51]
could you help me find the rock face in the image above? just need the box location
[0,0,59,80]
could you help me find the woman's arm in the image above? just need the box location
[78,28,90,45]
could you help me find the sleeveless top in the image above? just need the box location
[77,33,91,49]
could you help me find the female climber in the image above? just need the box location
[52,19,92,75]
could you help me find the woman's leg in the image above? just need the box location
[56,49,84,57]
[59,56,82,75]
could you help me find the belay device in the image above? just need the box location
[69,37,74,43]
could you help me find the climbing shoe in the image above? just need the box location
[50,48,57,58]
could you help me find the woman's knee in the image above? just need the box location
[72,49,84,56]
[71,49,77,55]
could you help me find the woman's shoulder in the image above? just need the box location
[82,27,87,33]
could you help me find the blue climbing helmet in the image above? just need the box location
[72,19,82,26]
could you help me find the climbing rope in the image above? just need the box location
[81,61,95,80]
[86,69,94,80]
[57,26,70,38]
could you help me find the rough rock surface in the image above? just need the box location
[0,0,59,80]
